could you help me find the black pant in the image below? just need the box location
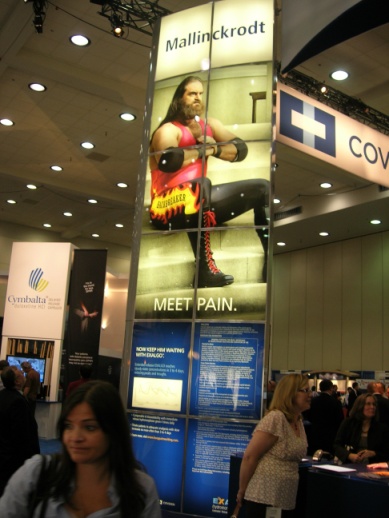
[151,177,269,231]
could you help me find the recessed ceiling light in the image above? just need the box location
[81,141,95,149]
[63,212,72,217]
[330,70,349,81]
[43,223,51,228]
[70,35,90,47]
[27,184,37,190]
[92,233,100,238]
[319,231,329,237]
[88,199,98,204]
[277,242,286,247]
[7,199,17,204]
[50,165,62,172]
[370,219,381,225]
[112,24,124,38]
[0,118,14,126]
[320,182,332,189]
[115,223,124,228]
[273,198,281,204]
[120,112,136,122]
[117,182,128,188]
[29,83,46,92]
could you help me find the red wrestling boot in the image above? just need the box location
[197,210,234,288]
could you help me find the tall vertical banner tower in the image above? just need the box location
[123,1,274,515]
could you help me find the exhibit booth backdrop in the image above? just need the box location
[0,245,121,409]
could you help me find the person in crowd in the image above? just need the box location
[0,359,9,390]
[386,386,389,399]
[11,366,26,393]
[21,361,40,416]
[0,367,40,497]
[334,393,389,464]
[346,381,360,416]
[367,381,389,426]
[310,385,319,398]
[332,384,342,401]
[0,380,161,518]
[237,373,311,517]
[149,75,269,287]
[65,364,93,397]
[343,387,353,407]
[303,379,344,455]
[342,386,354,418]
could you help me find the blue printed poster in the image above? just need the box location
[190,322,264,418]
[130,413,185,510]
[128,322,191,413]
[183,420,255,517]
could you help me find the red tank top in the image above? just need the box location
[151,119,213,197]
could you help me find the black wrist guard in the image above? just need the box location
[231,138,248,162]
[158,147,185,172]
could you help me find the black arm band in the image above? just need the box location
[231,138,248,162]
[214,145,222,158]
[158,147,185,172]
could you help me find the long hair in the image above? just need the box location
[268,373,309,422]
[349,393,378,422]
[156,75,204,130]
[48,381,145,517]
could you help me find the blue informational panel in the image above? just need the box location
[128,322,191,413]
[183,420,255,517]
[130,413,186,510]
[190,322,264,418]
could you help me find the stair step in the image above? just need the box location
[137,247,265,293]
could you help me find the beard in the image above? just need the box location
[178,98,204,119]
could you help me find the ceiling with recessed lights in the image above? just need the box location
[0,0,388,277]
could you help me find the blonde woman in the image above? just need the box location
[237,374,311,518]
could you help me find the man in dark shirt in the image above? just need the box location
[346,381,360,416]
[304,379,344,455]
[0,367,40,496]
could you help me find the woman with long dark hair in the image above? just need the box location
[334,393,389,464]
[0,380,161,518]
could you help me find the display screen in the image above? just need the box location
[6,356,46,383]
